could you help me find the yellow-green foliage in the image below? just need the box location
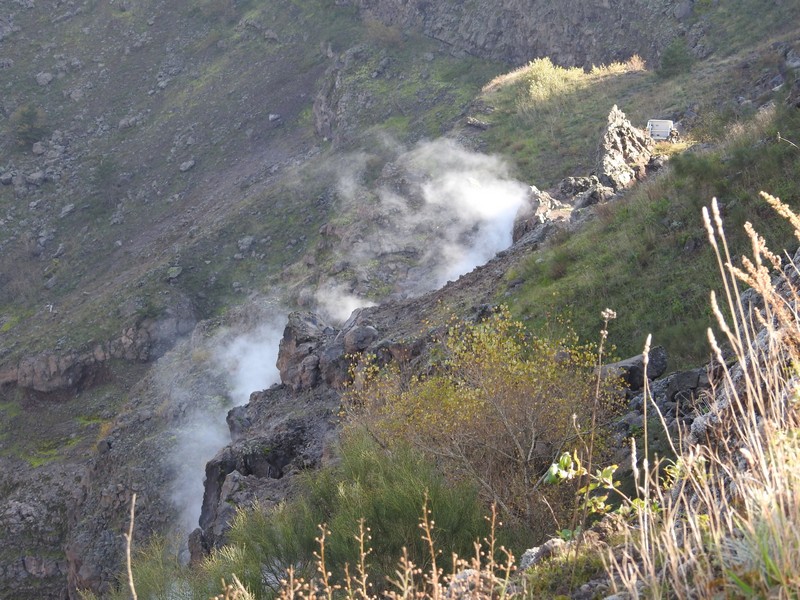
[347,307,623,539]
[523,58,588,108]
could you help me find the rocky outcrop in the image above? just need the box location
[191,308,391,559]
[0,461,77,600]
[343,0,680,67]
[64,334,227,598]
[612,363,721,477]
[191,407,337,556]
[277,312,333,391]
[603,346,668,391]
[597,105,655,191]
[277,310,387,392]
[195,426,316,554]
[512,186,572,244]
[512,106,664,247]
[191,305,433,558]
[0,297,195,393]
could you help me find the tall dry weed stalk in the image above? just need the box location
[606,192,800,598]
[277,500,520,600]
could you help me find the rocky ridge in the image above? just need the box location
[342,0,687,67]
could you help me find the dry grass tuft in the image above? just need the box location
[606,193,800,598]
[277,501,520,600]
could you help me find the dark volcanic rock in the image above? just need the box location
[277,312,331,391]
[196,384,342,553]
[603,346,668,391]
[199,430,307,548]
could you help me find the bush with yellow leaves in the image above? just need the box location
[346,306,625,540]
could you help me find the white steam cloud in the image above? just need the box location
[215,322,284,405]
[314,283,377,323]
[319,138,530,306]
[169,319,285,534]
[407,140,529,287]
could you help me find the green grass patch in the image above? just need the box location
[505,103,800,368]
[25,447,62,468]
[0,400,21,420]
[122,430,501,599]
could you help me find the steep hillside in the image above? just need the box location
[1,0,799,597]
[344,0,680,66]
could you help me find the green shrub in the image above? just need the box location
[9,104,48,147]
[658,38,693,78]
[347,308,625,540]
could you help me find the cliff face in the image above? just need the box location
[345,0,681,66]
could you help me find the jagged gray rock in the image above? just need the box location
[597,105,655,191]
[512,186,572,244]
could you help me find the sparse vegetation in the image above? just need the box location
[9,104,48,148]
[505,102,800,367]
[4,0,800,598]
[604,193,800,597]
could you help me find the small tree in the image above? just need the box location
[658,38,693,78]
[10,104,48,147]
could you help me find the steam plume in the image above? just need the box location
[319,137,529,305]
[169,319,285,534]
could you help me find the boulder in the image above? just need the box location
[673,1,694,20]
[518,537,567,571]
[602,345,668,390]
[198,425,314,550]
[559,175,598,196]
[343,325,379,354]
[596,105,654,191]
[573,181,615,209]
[512,186,572,243]
[25,171,45,186]
[35,72,54,86]
[237,236,255,252]
[188,528,210,565]
[446,569,494,599]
